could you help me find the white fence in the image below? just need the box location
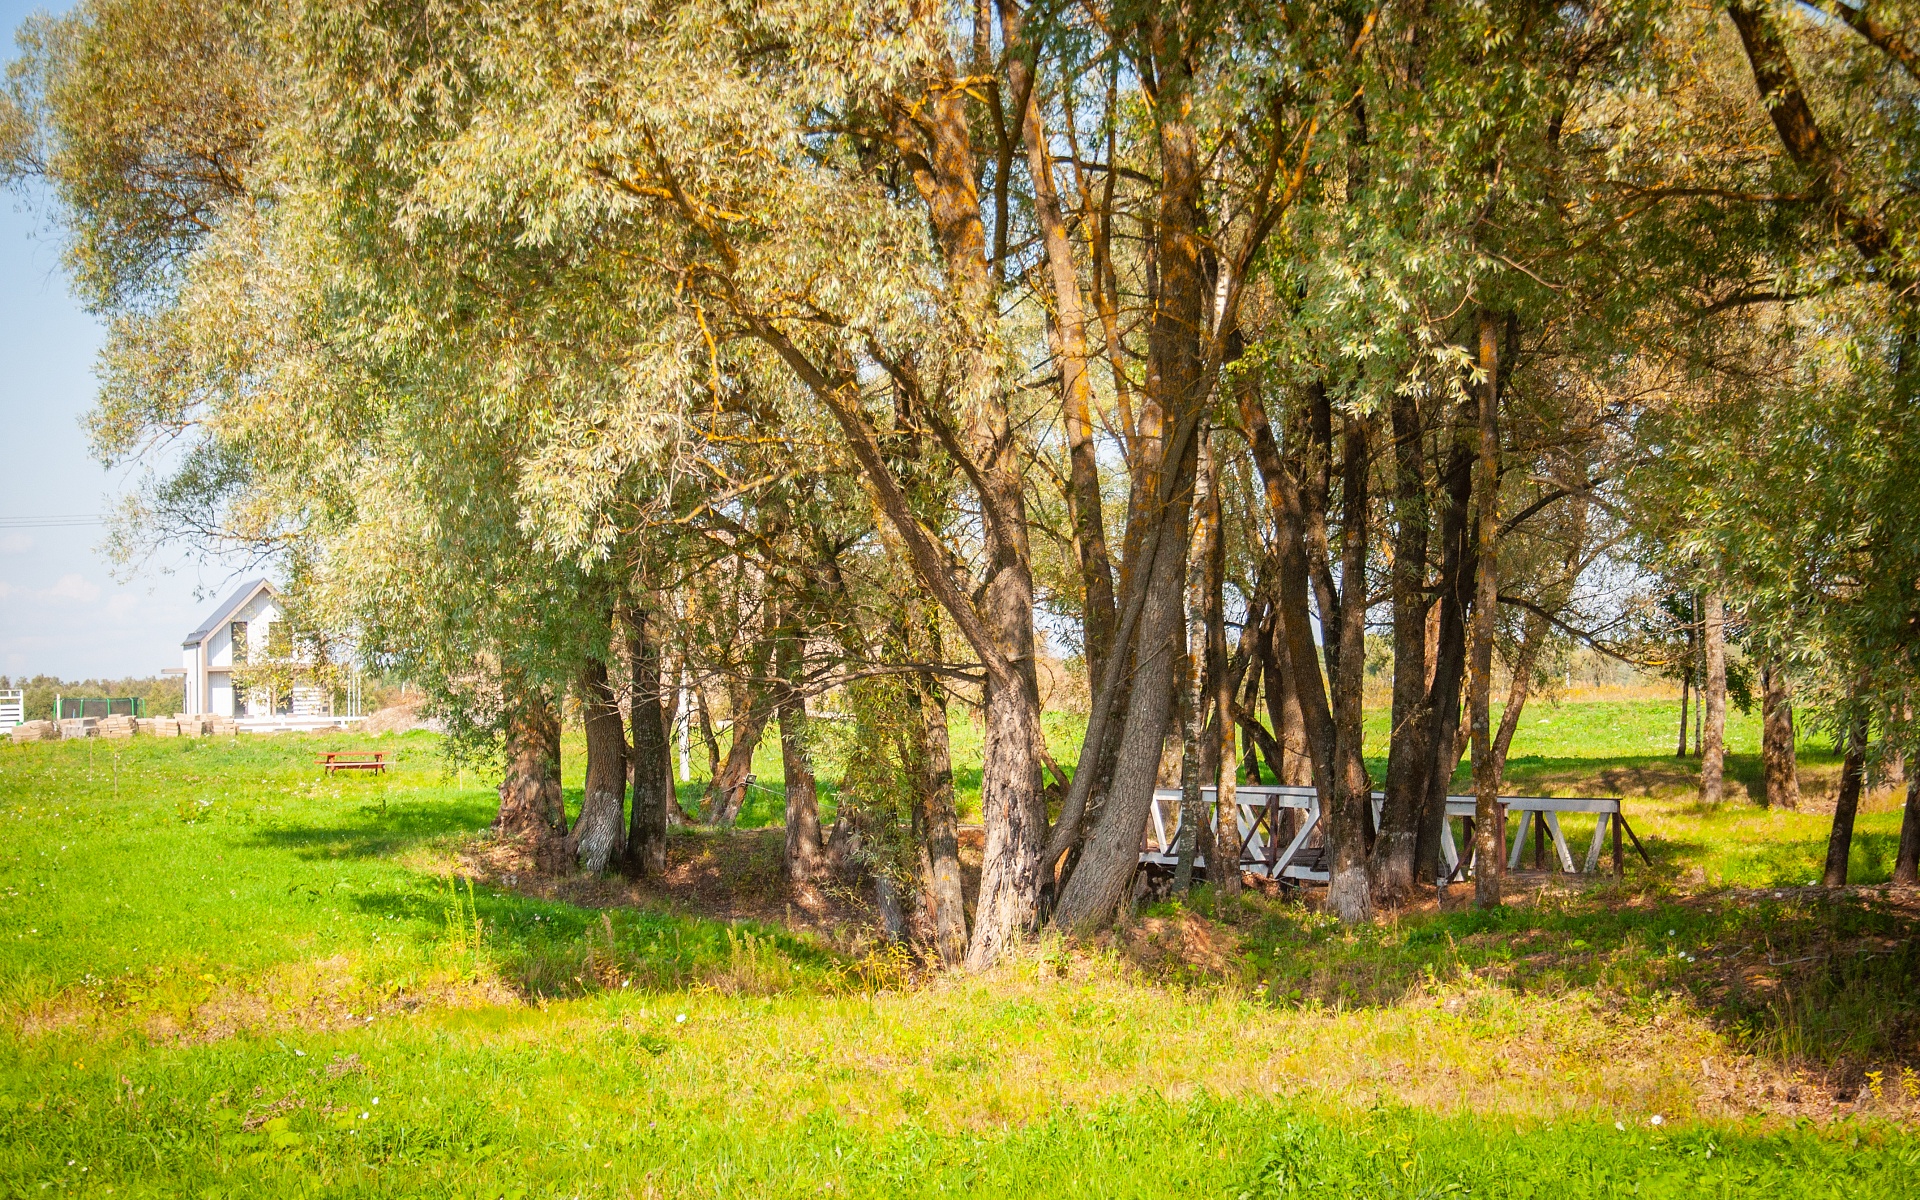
[0,690,21,734]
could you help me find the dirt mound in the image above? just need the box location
[360,698,443,734]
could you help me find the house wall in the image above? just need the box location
[182,585,293,718]
[182,646,200,713]
[204,593,282,670]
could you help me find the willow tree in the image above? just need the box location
[1627,0,1920,878]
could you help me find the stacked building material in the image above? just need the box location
[98,714,138,739]
[139,717,181,737]
[57,718,99,740]
[207,717,238,737]
[9,720,53,744]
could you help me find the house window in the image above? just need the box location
[230,621,249,664]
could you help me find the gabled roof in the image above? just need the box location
[182,579,278,648]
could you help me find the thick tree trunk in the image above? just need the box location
[1051,430,1197,931]
[495,674,565,862]
[1326,412,1375,923]
[1701,592,1727,804]
[1375,387,1431,900]
[1896,775,1920,886]
[1470,311,1504,909]
[903,70,1048,972]
[624,607,674,877]
[1823,705,1870,886]
[965,528,1048,966]
[737,67,1043,968]
[574,656,628,875]
[775,627,823,882]
[1048,68,1211,934]
[908,661,969,967]
[1761,660,1800,808]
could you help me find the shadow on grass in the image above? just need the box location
[1713,830,1907,887]
[340,871,852,998]
[238,794,497,862]
[1222,881,1920,1074]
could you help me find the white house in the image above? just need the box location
[180,578,281,717]
[177,580,363,726]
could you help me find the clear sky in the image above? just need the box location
[0,0,232,681]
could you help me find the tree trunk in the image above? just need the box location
[1470,311,1504,910]
[1676,668,1690,757]
[624,607,673,877]
[1375,386,1431,900]
[1207,430,1241,898]
[1174,655,1205,895]
[1823,704,1870,887]
[574,656,628,875]
[1051,429,1198,931]
[1266,625,1313,786]
[1238,383,1337,797]
[1489,611,1549,781]
[1048,67,1211,934]
[1695,643,1704,756]
[707,685,774,827]
[695,686,720,779]
[494,673,565,864]
[1175,432,1216,896]
[1326,412,1375,923]
[908,659,969,967]
[1239,630,1267,783]
[1761,660,1800,809]
[900,65,1048,971]
[1415,436,1477,886]
[775,625,823,882]
[965,539,1047,966]
[1895,775,1920,886]
[1004,28,1116,685]
[1701,591,1727,804]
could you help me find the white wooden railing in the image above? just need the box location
[1141,785,1645,884]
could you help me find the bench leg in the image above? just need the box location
[1584,814,1608,874]
[1545,812,1576,873]
[1508,810,1532,871]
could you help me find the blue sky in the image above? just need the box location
[0,0,229,680]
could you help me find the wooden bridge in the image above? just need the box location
[1139,785,1650,885]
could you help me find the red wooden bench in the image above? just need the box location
[317,751,388,776]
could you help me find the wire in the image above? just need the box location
[0,514,106,529]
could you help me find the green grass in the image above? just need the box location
[2,713,1917,1197]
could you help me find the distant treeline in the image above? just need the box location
[0,676,185,722]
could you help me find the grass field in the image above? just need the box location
[2,704,1916,1196]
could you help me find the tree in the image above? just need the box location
[1701,592,1728,804]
